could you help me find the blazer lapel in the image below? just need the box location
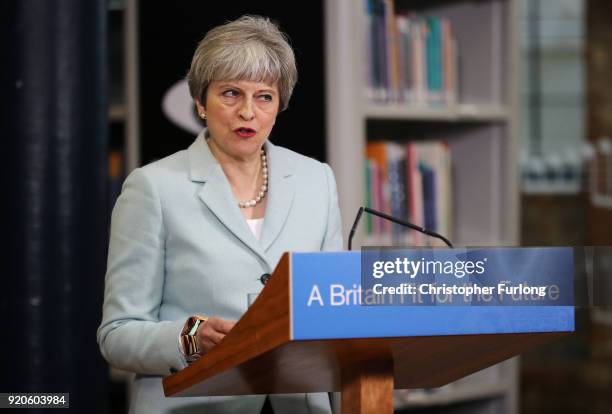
[187,130,270,266]
[260,141,295,251]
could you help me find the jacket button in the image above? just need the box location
[259,273,271,285]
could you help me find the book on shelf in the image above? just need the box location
[365,140,453,246]
[364,0,458,107]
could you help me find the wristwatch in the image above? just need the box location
[180,315,208,363]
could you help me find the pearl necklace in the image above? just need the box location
[238,148,268,208]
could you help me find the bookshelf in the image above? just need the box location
[325,0,520,412]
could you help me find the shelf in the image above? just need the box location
[364,103,510,122]
[395,382,507,408]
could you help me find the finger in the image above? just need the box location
[208,318,236,334]
[200,338,216,353]
[196,326,225,353]
[215,319,236,334]
[205,328,225,345]
[196,321,224,343]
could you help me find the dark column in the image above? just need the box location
[1,1,109,412]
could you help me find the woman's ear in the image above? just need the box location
[195,99,206,119]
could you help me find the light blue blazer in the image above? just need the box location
[97,130,343,414]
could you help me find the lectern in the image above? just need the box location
[163,251,574,413]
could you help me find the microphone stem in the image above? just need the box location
[362,207,454,248]
[348,207,364,251]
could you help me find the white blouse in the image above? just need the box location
[245,218,264,240]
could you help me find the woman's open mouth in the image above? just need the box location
[234,128,257,138]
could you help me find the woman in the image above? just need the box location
[97,15,342,414]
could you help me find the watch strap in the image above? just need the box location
[180,315,208,362]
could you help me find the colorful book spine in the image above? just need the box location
[412,18,427,104]
[396,14,413,102]
[426,17,443,105]
[386,143,407,243]
[406,143,424,245]
[441,18,457,105]
[419,163,437,232]
[366,141,391,235]
[364,160,373,234]
[383,0,400,102]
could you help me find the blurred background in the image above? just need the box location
[2,0,612,412]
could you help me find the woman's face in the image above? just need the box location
[196,79,280,162]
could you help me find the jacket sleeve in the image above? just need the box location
[96,167,188,376]
[321,163,344,251]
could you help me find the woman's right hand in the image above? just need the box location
[196,317,236,354]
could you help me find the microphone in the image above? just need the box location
[348,206,453,250]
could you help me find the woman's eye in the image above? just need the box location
[222,89,239,97]
[259,94,273,102]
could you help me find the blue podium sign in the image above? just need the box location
[289,249,575,341]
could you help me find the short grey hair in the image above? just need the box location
[187,15,298,111]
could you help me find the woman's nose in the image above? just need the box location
[238,98,255,121]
